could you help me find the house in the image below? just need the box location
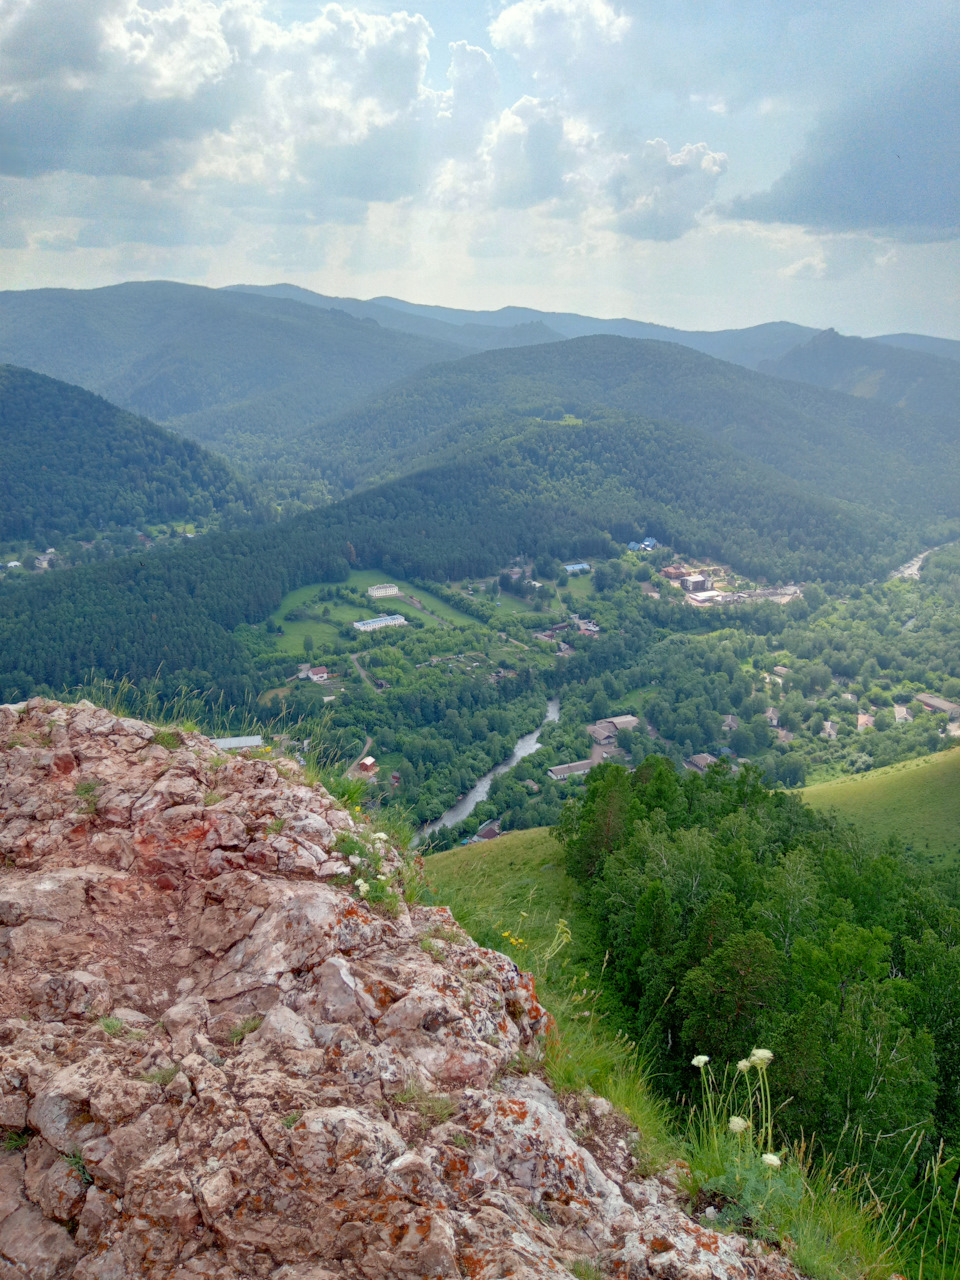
[722,714,739,732]
[367,583,399,599]
[5,561,20,569]
[894,704,914,723]
[662,566,686,580]
[547,761,593,781]
[764,707,780,727]
[841,691,857,702]
[820,721,838,739]
[776,728,795,743]
[681,574,712,593]
[685,753,718,775]
[353,614,407,632]
[476,819,501,841]
[211,735,263,750]
[587,715,639,746]
[773,665,791,677]
[308,666,329,683]
[627,541,642,552]
[356,756,378,777]
[563,562,591,574]
[641,538,660,551]
[917,693,960,719]
[857,713,875,731]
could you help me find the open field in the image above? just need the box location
[268,571,478,655]
[803,747,960,866]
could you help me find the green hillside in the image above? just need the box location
[304,335,960,522]
[0,364,259,545]
[803,746,960,865]
[0,282,459,488]
[763,328,960,423]
[0,408,914,705]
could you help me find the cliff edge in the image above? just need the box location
[0,698,801,1280]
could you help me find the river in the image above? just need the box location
[419,698,560,838]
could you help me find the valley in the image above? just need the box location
[2,279,960,1280]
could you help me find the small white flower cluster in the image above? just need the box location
[355,878,370,898]
[691,1054,710,1068]
[761,1153,781,1169]
[728,1115,750,1134]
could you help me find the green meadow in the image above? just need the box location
[803,746,960,866]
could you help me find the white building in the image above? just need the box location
[368,583,399,598]
[353,614,407,632]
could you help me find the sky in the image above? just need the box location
[0,0,957,335]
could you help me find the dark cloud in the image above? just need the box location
[727,50,960,240]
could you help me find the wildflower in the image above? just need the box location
[373,832,388,840]
[376,874,388,882]
[502,931,510,938]
[729,1116,750,1135]
[355,878,370,897]
[691,1055,710,1069]
[761,1153,781,1169]
[749,1048,774,1069]
[736,1059,752,1072]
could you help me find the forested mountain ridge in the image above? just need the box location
[0,364,260,545]
[227,283,566,351]
[0,282,461,487]
[0,411,914,705]
[762,328,960,423]
[302,334,960,522]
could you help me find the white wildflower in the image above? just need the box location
[376,874,388,882]
[372,832,388,841]
[728,1116,750,1135]
[749,1048,774,1068]
[736,1058,752,1073]
[691,1054,710,1069]
[761,1153,781,1169]
[355,878,370,897]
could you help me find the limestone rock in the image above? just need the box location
[0,700,805,1280]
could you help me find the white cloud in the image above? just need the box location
[606,138,728,240]
[489,0,630,78]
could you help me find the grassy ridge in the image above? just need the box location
[803,747,960,867]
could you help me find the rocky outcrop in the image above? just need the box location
[0,698,802,1280]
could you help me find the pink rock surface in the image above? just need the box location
[0,699,804,1279]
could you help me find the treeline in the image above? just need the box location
[0,364,261,544]
[556,759,960,1168]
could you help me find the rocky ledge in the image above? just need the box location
[0,699,801,1280]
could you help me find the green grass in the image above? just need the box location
[268,571,479,656]
[803,747,960,866]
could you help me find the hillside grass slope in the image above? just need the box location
[803,746,960,867]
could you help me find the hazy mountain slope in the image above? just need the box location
[874,333,960,363]
[0,364,258,544]
[369,296,818,369]
[0,282,460,464]
[761,329,960,423]
[302,335,960,520]
[227,283,564,350]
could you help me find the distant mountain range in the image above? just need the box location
[759,328,960,422]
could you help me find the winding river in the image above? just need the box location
[419,698,560,838]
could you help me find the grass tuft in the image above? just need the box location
[98,1015,126,1037]
[395,1081,457,1124]
[151,729,182,751]
[228,1015,264,1044]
